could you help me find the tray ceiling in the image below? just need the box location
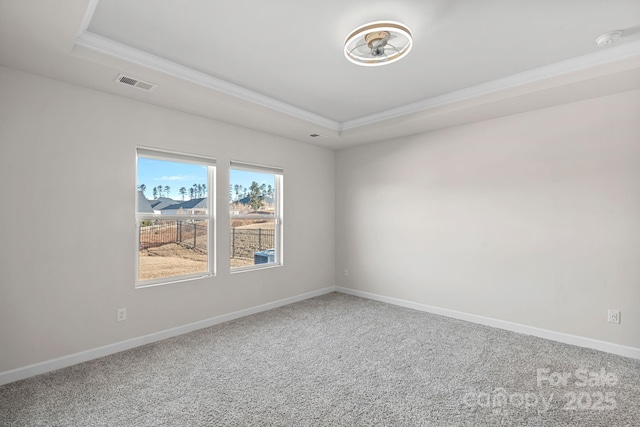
[1,0,640,148]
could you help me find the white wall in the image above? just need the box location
[336,89,640,349]
[1,64,638,377]
[0,66,335,373]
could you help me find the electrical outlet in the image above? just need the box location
[607,309,620,324]
[116,308,127,322]
[344,269,349,277]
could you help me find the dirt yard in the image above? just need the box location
[139,243,208,280]
[139,220,274,280]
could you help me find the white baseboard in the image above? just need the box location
[0,286,338,386]
[336,287,640,360]
[4,285,636,386]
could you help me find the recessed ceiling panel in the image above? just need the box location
[87,0,640,122]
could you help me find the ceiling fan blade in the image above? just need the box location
[354,41,371,54]
[385,43,401,53]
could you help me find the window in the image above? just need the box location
[230,162,283,271]
[136,147,215,287]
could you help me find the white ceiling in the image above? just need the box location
[1,0,640,148]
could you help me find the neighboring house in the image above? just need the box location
[234,195,274,205]
[232,195,274,213]
[137,191,155,214]
[160,197,208,215]
[140,196,207,215]
[149,197,179,211]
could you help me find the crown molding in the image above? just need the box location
[76,0,640,134]
[74,30,341,131]
[341,39,640,131]
[77,0,99,36]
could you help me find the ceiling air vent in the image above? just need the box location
[115,74,157,92]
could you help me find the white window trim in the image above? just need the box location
[136,146,216,288]
[230,161,283,273]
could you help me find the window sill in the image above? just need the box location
[230,263,282,274]
[136,272,214,289]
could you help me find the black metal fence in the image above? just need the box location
[139,220,208,251]
[230,228,274,259]
[140,220,273,258]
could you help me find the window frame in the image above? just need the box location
[229,161,283,273]
[135,146,216,288]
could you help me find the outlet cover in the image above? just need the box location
[607,309,620,324]
[117,308,127,322]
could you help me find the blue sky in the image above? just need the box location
[137,158,207,200]
[137,158,274,201]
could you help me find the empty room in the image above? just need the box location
[1,0,639,425]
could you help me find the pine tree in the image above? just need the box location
[248,181,264,212]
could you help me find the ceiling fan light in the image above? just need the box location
[344,21,413,67]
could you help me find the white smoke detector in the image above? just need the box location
[595,31,622,48]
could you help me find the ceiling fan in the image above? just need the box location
[344,21,413,66]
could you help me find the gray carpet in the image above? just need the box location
[1,292,638,426]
